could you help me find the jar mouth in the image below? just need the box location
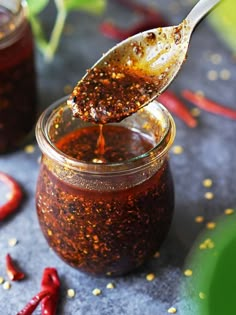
[36,96,176,174]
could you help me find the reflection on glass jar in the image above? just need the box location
[35,97,176,276]
[0,0,37,153]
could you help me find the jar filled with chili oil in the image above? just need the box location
[0,0,37,153]
[36,97,176,276]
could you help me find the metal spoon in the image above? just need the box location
[68,0,220,124]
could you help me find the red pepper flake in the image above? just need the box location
[158,91,197,128]
[0,172,23,220]
[16,268,60,315]
[182,90,236,120]
[100,0,168,41]
[6,253,25,281]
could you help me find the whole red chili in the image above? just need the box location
[100,0,168,40]
[158,91,197,128]
[6,253,25,281]
[0,171,23,220]
[182,90,236,120]
[16,268,60,315]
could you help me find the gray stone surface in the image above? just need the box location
[0,0,235,314]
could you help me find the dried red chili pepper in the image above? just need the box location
[158,90,198,128]
[182,90,236,120]
[6,253,25,281]
[16,268,60,315]
[16,291,51,315]
[100,0,168,40]
[0,172,23,220]
[41,268,60,315]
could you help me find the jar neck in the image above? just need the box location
[0,0,27,49]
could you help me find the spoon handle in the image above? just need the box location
[186,0,220,28]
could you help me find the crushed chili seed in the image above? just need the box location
[204,192,214,200]
[206,222,216,230]
[24,144,35,154]
[224,208,234,215]
[168,307,177,313]
[184,269,193,277]
[106,282,115,289]
[92,288,102,296]
[3,281,11,290]
[146,273,155,281]
[172,145,184,155]
[195,216,204,223]
[202,178,213,188]
[199,292,206,299]
[8,238,18,247]
[210,53,222,64]
[67,288,76,298]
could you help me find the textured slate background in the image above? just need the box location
[0,0,235,314]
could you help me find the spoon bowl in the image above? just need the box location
[68,0,220,124]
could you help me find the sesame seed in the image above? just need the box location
[184,269,193,277]
[219,69,231,80]
[153,251,160,258]
[106,282,115,289]
[8,238,18,247]
[67,289,76,298]
[207,70,218,81]
[3,281,11,290]
[24,144,35,154]
[199,292,206,299]
[195,216,204,223]
[224,208,234,215]
[0,277,4,284]
[190,107,201,117]
[202,178,213,188]
[204,192,214,200]
[146,273,155,281]
[206,222,216,230]
[168,307,177,313]
[92,288,102,296]
[210,53,222,65]
[172,145,183,155]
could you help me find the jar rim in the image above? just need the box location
[36,96,176,174]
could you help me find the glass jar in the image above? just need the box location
[35,97,176,276]
[0,0,37,153]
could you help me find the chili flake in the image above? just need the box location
[184,269,193,277]
[92,288,102,296]
[67,288,76,298]
[106,282,115,289]
[146,273,155,281]
[206,222,216,230]
[3,281,11,290]
[195,216,204,223]
[202,178,213,188]
[204,192,214,200]
[224,208,234,215]
[168,307,177,313]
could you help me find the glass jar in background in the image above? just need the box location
[0,0,37,153]
[35,97,176,276]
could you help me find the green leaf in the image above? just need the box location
[26,0,49,15]
[208,0,236,53]
[64,0,106,14]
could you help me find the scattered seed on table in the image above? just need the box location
[106,282,115,289]
[146,273,155,281]
[3,281,11,290]
[184,269,193,277]
[190,107,201,117]
[8,238,18,247]
[24,144,35,154]
[199,238,214,250]
[210,53,222,65]
[172,145,183,155]
[219,69,231,80]
[168,307,177,313]
[199,292,206,299]
[92,288,102,296]
[224,208,234,215]
[207,70,218,81]
[67,288,76,298]
[195,216,204,223]
[202,178,213,188]
[206,222,216,230]
[204,192,214,200]
[0,276,4,284]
